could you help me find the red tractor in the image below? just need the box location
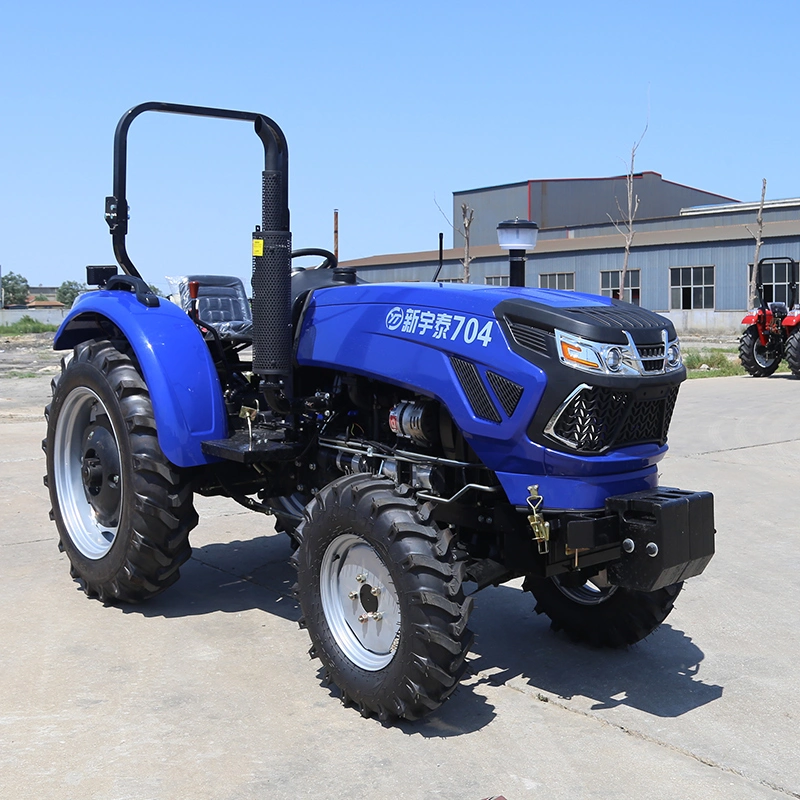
[739,257,800,377]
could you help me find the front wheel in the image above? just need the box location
[45,339,197,603]
[785,328,800,378]
[523,572,682,647]
[739,325,781,377]
[293,474,473,720]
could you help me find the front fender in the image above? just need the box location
[54,291,226,467]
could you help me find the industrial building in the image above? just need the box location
[342,172,800,332]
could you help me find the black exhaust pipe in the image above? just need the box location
[252,116,292,411]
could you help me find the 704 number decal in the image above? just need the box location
[385,306,493,347]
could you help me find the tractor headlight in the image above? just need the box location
[604,346,623,372]
[555,332,603,371]
[666,342,682,368]
[554,329,680,376]
[555,330,635,375]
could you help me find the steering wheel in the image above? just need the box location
[291,248,338,270]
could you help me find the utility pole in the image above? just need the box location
[333,209,339,262]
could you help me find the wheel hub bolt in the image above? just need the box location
[356,573,367,583]
[348,591,358,600]
[370,586,380,596]
[357,612,383,623]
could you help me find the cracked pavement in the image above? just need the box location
[1,370,798,799]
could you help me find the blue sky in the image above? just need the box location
[1,0,799,294]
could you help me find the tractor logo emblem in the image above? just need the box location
[385,307,404,330]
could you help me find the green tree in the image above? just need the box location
[56,280,87,308]
[148,283,164,297]
[1,271,30,306]
[34,294,48,302]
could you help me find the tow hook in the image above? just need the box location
[526,485,550,554]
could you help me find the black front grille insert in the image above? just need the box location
[548,385,679,453]
[637,343,666,372]
[505,319,551,356]
[486,372,524,417]
[450,357,501,423]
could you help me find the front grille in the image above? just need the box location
[637,343,665,372]
[506,319,551,356]
[618,388,679,444]
[548,385,679,453]
[450,357,501,423]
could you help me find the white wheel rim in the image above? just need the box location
[754,343,777,369]
[320,533,401,671]
[53,387,122,559]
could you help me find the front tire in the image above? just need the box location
[786,328,800,378]
[523,572,682,647]
[739,325,781,377]
[293,474,473,721]
[45,339,197,603]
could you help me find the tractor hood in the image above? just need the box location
[305,281,676,347]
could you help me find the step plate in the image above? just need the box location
[201,430,304,464]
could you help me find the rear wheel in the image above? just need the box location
[739,325,781,377]
[523,572,682,647]
[786,327,800,378]
[293,474,473,720]
[45,339,197,603]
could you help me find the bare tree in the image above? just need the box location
[434,197,475,283]
[609,123,648,302]
[745,178,767,309]
[460,203,474,284]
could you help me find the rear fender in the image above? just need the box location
[54,290,226,467]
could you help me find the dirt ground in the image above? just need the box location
[0,334,63,422]
[0,333,62,378]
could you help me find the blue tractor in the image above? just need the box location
[44,103,715,721]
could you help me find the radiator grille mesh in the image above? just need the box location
[486,372,524,417]
[450,357,501,423]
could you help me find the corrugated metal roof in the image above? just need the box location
[341,219,800,269]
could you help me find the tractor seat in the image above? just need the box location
[179,275,253,342]
[768,301,789,318]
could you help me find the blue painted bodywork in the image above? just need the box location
[54,290,227,467]
[296,282,666,509]
[54,280,671,508]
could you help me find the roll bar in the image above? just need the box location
[104,101,289,279]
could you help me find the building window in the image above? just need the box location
[670,266,714,310]
[438,277,462,283]
[749,261,793,304]
[485,275,509,286]
[600,270,640,305]
[540,272,575,291]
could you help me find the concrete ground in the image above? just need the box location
[1,364,798,800]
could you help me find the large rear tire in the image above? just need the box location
[786,328,800,378]
[44,339,197,603]
[523,572,682,647]
[739,325,781,377]
[293,474,473,721]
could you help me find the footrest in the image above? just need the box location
[201,430,304,464]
